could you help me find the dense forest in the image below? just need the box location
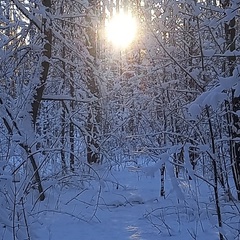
[0,1,240,239]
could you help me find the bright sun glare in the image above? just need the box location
[106,12,137,49]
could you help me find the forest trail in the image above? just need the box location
[36,167,221,240]
[36,169,161,240]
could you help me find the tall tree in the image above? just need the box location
[221,0,240,200]
[85,0,102,164]
[1,0,52,201]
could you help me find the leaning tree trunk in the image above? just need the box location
[11,0,52,201]
[31,0,52,124]
[30,0,52,201]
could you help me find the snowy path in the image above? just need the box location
[45,203,158,240]
[35,167,227,240]
[36,169,161,240]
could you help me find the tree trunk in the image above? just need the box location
[232,97,240,200]
[206,107,224,240]
[70,83,75,171]
[222,0,240,200]
[85,0,101,164]
[30,0,52,201]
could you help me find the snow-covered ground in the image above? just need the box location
[1,161,239,239]
[24,163,239,240]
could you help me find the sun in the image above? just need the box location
[106,11,137,49]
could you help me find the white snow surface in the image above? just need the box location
[2,163,239,240]
[12,164,236,240]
